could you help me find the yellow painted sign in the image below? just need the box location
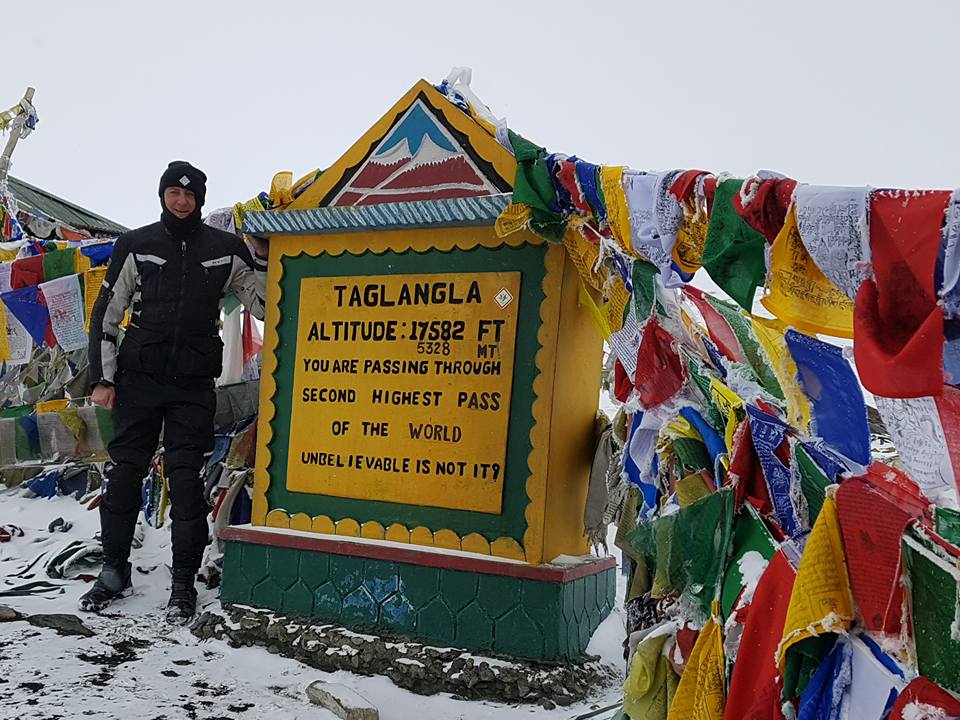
[287,271,521,514]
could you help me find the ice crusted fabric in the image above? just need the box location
[940,188,960,317]
[854,189,950,398]
[785,329,870,465]
[793,185,871,301]
[624,170,685,286]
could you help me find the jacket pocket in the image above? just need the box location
[175,334,224,378]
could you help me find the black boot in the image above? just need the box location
[165,567,198,625]
[79,562,132,613]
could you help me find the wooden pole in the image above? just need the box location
[0,87,36,185]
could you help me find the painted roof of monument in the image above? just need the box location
[245,80,517,234]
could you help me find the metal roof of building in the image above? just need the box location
[8,176,127,235]
[242,193,512,236]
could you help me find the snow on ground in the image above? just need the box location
[0,490,627,720]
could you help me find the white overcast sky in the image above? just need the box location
[4,0,960,229]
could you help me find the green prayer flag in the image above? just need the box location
[672,437,712,476]
[223,291,241,316]
[720,504,778,620]
[628,487,735,617]
[903,525,960,693]
[632,260,665,319]
[507,130,567,243]
[796,444,830,526]
[1,404,35,418]
[936,507,960,546]
[701,179,767,311]
[42,248,77,282]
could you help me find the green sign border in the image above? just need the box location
[266,243,547,543]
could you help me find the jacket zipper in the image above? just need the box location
[168,238,188,374]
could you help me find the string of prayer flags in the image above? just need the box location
[700,179,768,311]
[783,329,870,465]
[704,294,784,400]
[761,206,854,339]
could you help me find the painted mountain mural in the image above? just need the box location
[331,99,500,206]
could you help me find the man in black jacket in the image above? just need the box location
[81,161,267,623]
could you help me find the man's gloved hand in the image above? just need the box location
[248,235,269,259]
[91,385,116,410]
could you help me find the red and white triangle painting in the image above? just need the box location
[330,99,501,206]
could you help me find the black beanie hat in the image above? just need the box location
[159,161,207,208]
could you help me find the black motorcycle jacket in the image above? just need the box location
[88,219,267,385]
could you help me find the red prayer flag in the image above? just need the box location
[634,317,686,409]
[10,255,44,289]
[684,286,745,362]
[668,169,710,205]
[889,677,960,720]
[836,473,923,633]
[724,551,795,720]
[854,190,950,397]
[934,384,960,498]
[613,358,633,402]
[731,176,798,243]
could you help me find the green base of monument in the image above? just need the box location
[221,525,617,661]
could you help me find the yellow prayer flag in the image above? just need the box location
[0,302,10,362]
[36,398,69,414]
[761,207,854,339]
[55,406,86,441]
[672,215,708,274]
[709,378,745,451]
[677,473,712,507]
[84,266,107,333]
[601,166,634,255]
[269,171,295,208]
[578,282,611,340]
[563,226,604,293]
[604,277,630,334]
[775,492,854,670]
[0,249,18,262]
[667,616,726,720]
[494,203,532,238]
[624,632,680,720]
[751,316,812,432]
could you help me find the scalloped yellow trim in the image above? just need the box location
[251,225,560,563]
[361,521,386,540]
